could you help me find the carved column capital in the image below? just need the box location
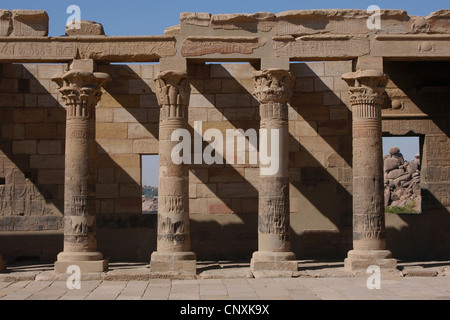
[342,70,388,111]
[253,68,294,105]
[154,70,191,107]
[52,70,110,119]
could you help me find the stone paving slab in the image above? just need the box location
[0,276,449,300]
[0,260,449,301]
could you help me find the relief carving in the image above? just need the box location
[181,37,266,57]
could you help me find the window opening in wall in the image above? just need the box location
[383,136,422,214]
[141,155,159,214]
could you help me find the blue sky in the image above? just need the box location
[5,0,448,36]
[7,1,433,186]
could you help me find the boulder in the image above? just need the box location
[388,168,405,179]
[384,157,401,172]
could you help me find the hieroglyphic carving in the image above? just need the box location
[158,195,185,214]
[181,37,266,57]
[273,35,369,58]
[0,37,176,62]
[0,41,76,60]
[258,195,290,242]
[75,38,176,60]
[372,35,450,58]
[353,213,385,240]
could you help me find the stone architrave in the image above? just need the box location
[250,68,297,275]
[52,68,110,274]
[150,70,196,276]
[341,69,397,271]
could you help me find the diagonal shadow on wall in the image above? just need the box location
[0,63,66,264]
[384,60,450,138]
[187,62,354,260]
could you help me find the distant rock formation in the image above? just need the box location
[384,147,421,212]
[142,197,158,214]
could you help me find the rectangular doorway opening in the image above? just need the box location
[383,136,422,214]
[141,155,158,215]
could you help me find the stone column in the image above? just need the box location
[52,67,110,273]
[250,68,297,275]
[341,69,396,271]
[150,70,196,276]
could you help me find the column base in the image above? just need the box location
[54,252,108,274]
[0,255,6,273]
[250,251,297,276]
[344,250,397,272]
[150,251,197,276]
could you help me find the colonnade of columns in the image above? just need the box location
[0,59,396,275]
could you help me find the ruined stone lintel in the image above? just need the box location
[150,251,197,276]
[344,250,397,272]
[273,36,369,59]
[66,20,105,36]
[372,35,450,58]
[54,252,108,274]
[12,10,49,37]
[0,36,176,63]
[253,69,295,105]
[181,36,266,57]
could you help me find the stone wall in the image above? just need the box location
[0,63,65,233]
[382,60,450,260]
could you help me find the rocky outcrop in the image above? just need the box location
[384,147,421,212]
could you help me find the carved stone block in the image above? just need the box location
[12,10,48,37]
[66,20,105,36]
[0,10,12,36]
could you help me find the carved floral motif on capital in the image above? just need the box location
[342,69,388,109]
[52,70,110,119]
[253,68,294,104]
[154,70,191,108]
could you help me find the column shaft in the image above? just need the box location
[251,69,297,275]
[258,103,290,252]
[150,70,196,275]
[342,70,397,271]
[52,68,110,273]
